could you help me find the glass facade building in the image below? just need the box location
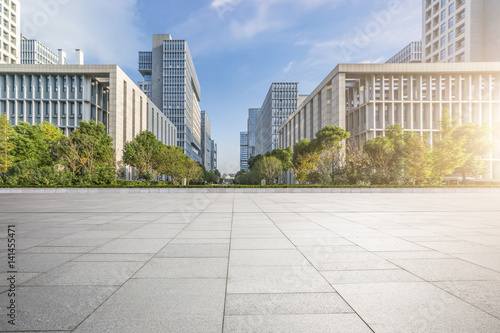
[138,34,202,162]
[240,132,248,171]
[256,82,298,155]
[247,108,259,160]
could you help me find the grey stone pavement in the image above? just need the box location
[0,191,500,332]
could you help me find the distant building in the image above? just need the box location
[0,65,177,161]
[210,140,217,170]
[138,34,202,162]
[240,131,248,171]
[386,41,422,64]
[21,35,59,65]
[0,0,20,64]
[255,82,298,155]
[422,0,500,62]
[246,108,259,159]
[201,111,212,170]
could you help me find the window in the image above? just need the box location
[449,17,454,29]
[441,36,446,47]
[449,44,454,55]
[441,23,446,34]
[441,49,446,60]
[441,10,446,21]
[449,30,455,41]
[441,0,446,8]
[449,3,455,15]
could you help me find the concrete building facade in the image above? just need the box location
[246,108,259,160]
[279,63,500,180]
[21,35,59,65]
[138,34,202,162]
[210,140,217,171]
[255,82,298,155]
[0,0,20,64]
[240,131,248,171]
[423,0,500,63]
[387,41,423,64]
[0,65,177,161]
[201,110,213,170]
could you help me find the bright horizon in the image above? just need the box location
[20,0,422,173]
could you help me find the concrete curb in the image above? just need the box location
[1,188,500,194]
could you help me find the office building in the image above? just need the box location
[255,82,298,155]
[246,108,259,159]
[138,34,202,162]
[0,65,177,161]
[201,111,212,170]
[0,0,20,64]
[387,41,423,64]
[423,0,500,63]
[20,35,59,65]
[279,63,500,180]
[210,140,217,171]
[240,131,248,171]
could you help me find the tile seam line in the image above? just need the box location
[221,192,235,333]
[380,257,500,321]
[246,195,376,333]
[69,197,215,332]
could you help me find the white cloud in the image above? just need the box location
[211,0,242,9]
[228,2,285,39]
[361,56,385,64]
[20,0,146,71]
[284,61,294,72]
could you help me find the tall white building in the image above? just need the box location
[255,82,298,155]
[423,0,500,63]
[139,34,202,162]
[0,0,20,64]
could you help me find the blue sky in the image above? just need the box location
[21,0,422,173]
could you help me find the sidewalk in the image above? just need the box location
[1,192,499,332]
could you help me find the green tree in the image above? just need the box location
[248,154,263,170]
[10,121,64,167]
[122,130,163,181]
[271,147,293,172]
[431,109,467,183]
[258,156,282,185]
[0,115,14,180]
[313,126,350,151]
[292,138,313,169]
[205,169,220,184]
[363,124,406,184]
[56,120,116,184]
[453,122,492,183]
[403,132,432,185]
[156,145,186,182]
[182,159,203,185]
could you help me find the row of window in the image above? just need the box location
[164,93,185,100]
[272,83,298,90]
[163,41,185,52]
[163,69,185,76]
[163,52,185,60]
[164,60,185,68]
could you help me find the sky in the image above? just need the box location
[20,0,422,173]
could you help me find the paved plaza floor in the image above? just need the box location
[1,192,500,332]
